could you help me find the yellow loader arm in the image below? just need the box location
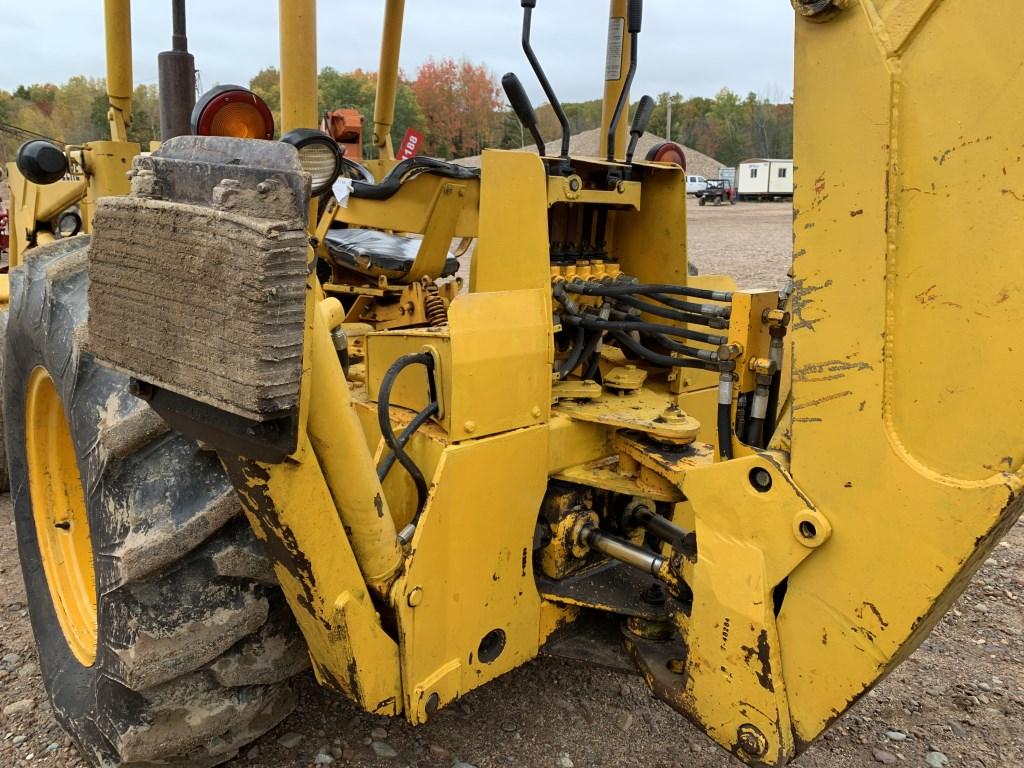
[768,0,1024,751]
[626,3,1024,761]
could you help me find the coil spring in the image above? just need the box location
[424,281,448,326]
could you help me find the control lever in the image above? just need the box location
[520,0,572,171]
[502,72,546,156]
[626,94,655,164]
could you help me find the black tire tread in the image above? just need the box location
[7,237,308,768]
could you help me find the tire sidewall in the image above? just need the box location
[6,239,123,765]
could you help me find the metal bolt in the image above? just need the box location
[407,587,424,607]
[641,583,667,606]
[750,468,773,493]
[791,0,847,18]
[464,420,477,434]
[737,723,768,758]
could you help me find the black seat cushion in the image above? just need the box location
[324,228,459,280]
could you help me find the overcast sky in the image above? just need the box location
[1,1,795,104]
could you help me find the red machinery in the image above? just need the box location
[321,107,364,162]
[0,204,9,261]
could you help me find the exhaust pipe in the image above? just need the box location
[158,0,196,141]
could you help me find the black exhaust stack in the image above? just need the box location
[158,0,196,141]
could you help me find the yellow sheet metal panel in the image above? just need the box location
[614,164,689,286]
[886,1,1024,479]
[629,454,826,765]
[783,0,1024,746]
[471,150,551,294]
[221,435,403,715]
[366,290,552,443]
[394,425,548,724]
[327,173,480,238]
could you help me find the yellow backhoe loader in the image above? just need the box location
[4,0,1022,766]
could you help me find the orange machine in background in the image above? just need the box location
[322,107,364,161]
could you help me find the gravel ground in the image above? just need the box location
[2,200,1022,768]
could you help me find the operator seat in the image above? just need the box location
[321,156,478,282]
[324,228,460,281]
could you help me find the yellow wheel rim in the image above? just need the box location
[25,367,98,667]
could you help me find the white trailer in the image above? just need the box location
[737,159,793,201]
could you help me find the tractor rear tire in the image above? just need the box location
[5,237,309,767]
[0,309,9,492]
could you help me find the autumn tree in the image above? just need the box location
[248,66,423,155]
[412,58,504,158]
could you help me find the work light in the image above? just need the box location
[191,85,275,140]
[16,139,69,186]
[280,129,343,197]
[645,141,688,170]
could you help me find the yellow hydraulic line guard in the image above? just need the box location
[599,0,632,161]
[103,0,133,142]
[373,0,405,161]
[279,0,319,132]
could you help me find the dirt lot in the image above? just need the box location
[1,201,1021,768]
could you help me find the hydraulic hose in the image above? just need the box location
[377,400,439,482]
[377,352,436,512]
[747,375,772,449]
[647,332,718,362]
[351,156,480,201]
[717,373,735,461]
[565,286,728,320]
[613,294,719,328]
[556,325,588,379]
[607,309,727,346]
[563,281,732,303]
[763,327,786,445]
[562,314,719,361]
[610,330,717,370]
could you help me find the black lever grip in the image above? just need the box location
[628,0,643,33]
[521,0,536,7]
[626,95,656,163]
[503,73,538,130]
[502,72,547,155]
[630,94,655,137]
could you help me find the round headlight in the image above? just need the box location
[16,139,69,186]
[191,85,275,140]
[280,129,343,197]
